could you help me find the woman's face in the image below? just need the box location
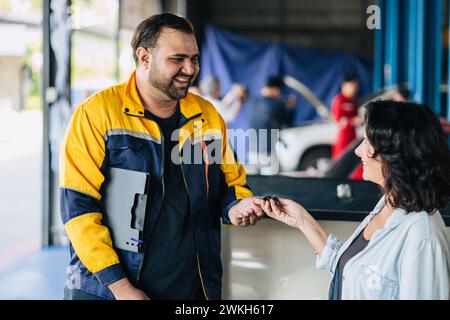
[355,131,385,186]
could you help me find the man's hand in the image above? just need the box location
[228,197,264,227]
[233,84,247,102]
[108,278,150,300]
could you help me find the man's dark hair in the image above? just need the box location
[266,76,284,89]
[131,13,195,63]
[342,73,358,83]
[364,100,450,213]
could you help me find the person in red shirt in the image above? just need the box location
[331,74,361,159]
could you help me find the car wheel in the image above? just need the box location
[298,146,332,173]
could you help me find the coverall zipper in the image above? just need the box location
[135,122,165,284]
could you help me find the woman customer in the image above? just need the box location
[260,100,450,299]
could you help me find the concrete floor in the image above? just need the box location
[0,108,42,272]
[0,246,68,300]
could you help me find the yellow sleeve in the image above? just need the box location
[59,105,125,286]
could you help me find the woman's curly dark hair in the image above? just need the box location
[364,100,450,213]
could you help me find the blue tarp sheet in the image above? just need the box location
[199,24,373,129]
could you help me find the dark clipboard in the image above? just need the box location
[101,167,149,253]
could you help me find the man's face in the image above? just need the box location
[146,28,200,100]
[342,80,359,98]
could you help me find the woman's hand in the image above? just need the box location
[258,197,306,230]
[257,196,329,254]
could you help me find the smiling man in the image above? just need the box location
[60,13,263,300]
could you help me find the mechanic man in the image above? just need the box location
[60,13,263,300]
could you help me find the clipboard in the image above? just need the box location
[101,167,149,253]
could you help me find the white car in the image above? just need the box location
[242,120,337,176]
[276,120,337,173]
[264,78,407,175]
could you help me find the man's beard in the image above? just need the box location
[148,63,194,100]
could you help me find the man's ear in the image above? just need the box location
[136,47,151,69]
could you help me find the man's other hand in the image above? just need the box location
[108,278,150,300]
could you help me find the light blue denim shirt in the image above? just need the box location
[317,196,450,300]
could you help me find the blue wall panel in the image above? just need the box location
[376,0,445,116]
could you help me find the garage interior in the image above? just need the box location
[0,0,449,300]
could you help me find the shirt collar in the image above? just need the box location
[370,195,408,230]
[123,70,145,117]
[179,92,203,121]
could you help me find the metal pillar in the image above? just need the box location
[425,0,443,113]
[42,0,72,246]
[373,0,384,90]
[415,0,426,103]
[115,0,122,81]
[407,0,417,99]
[384,0,399,86]
[376,0,444,108]
[42,0,52,247]
[448,4,450,122]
